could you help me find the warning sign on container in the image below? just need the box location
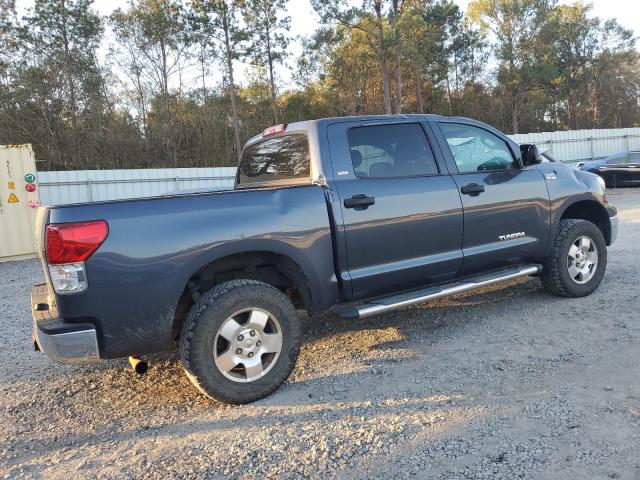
[8,193,19,203]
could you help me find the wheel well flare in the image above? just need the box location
[172,252,311,338]
[560,201,611,244]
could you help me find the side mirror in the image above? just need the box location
[520,144,542,167]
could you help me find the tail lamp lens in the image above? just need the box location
[46,221,108,265]
[45,221,108,295]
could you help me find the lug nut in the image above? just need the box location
[250,330,256,337]
[237,334,244,341]
[235,348,242,354]
[248,352,254,358]
[256,341,262,347]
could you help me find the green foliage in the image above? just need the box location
[110,0,190,166]
[468,0,555,132]
[242,0,290,123]
[0,1,18,76]
[190,0,246,159]
[0,0,639,170]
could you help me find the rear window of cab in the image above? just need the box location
[237,134,311,187]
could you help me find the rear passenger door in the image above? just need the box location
[433,121,550,274]
[328,120,464,300]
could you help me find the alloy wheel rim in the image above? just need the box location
[567,235,598,284]
[213,308,283,383]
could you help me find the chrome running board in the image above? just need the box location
[337,264,542,319]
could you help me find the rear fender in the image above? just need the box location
[179,238,339,314]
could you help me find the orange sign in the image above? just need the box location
[8,193,19,203]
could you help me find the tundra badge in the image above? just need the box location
[499,232,526,241]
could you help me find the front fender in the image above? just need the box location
[539,163,616,249]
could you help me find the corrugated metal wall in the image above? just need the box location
[38,167,237,206]
[508,127,640,162]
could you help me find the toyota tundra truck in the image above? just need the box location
[30,115,618,404]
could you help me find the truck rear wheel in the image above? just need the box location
[179,279,301,404]
[541,219,607,297]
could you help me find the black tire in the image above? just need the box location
[541,219,607,297]
[179,279,301,404]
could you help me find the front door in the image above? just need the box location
[328,121,464,300]
[434,121,550,274]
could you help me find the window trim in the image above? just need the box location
[346,122,441,180]
[437,121,519,175]
[235,132,313,189]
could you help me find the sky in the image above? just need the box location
[14,0,640,89]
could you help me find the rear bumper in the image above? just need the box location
[31,284,100,364]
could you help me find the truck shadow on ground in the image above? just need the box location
[3,380,473,465]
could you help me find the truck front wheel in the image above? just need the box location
[541,219,607,297]
[179,280,301,404]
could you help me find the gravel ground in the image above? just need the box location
[1,189,639,480]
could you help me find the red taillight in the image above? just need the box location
[46,220,109,265]
[263,124,287,137]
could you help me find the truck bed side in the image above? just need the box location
[43,185,338,358]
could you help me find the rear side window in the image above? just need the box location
[238,134,311,186]
[347,123,439,178]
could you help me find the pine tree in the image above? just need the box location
[24,0,103,165]
[191,0,246,161]
[242,0,290,125]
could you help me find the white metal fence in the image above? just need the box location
[508,127,640,163]
[36,128,640,206]
[38,167,236,206]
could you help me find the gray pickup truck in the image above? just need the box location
[31,115,618,404]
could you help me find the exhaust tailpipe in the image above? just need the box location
[128,356,148,375]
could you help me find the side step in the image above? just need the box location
[336,264,542,319]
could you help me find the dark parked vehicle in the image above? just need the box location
[31,115,618,404]
[579,151,640,187]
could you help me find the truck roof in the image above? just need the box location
[244,114,477,148]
